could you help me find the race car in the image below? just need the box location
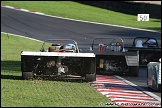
[21,39,96,82]
[21,37,161,81]
[21,37,139,82]
[130,37,161,66]
[87,37,161,76]
[86,37,140,76]
[147,58,161,92]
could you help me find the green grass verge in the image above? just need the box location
[1,33,116,107]
[1,1,161,32]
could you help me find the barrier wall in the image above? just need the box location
[76,1,161,19]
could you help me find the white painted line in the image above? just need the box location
[111,98,158,102]
[103,87,138,90]
[93,74,161,106]
[34,12,45,15]
[103,92,149,96]
[107,95,155,99]
[20,9,29,12]
[1,3,161,102]
[1,5,161,33]
[115,75,161,102]
[1,32,43,42]
[103,91,143,94]
[98,89,144,93]
[4,6,14,9]
[33,13,161,33]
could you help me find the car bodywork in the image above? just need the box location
[21,37,161,81]
[129,37,161,66]
[88,37,161,76]
[147,58,161,92]
[21,39,96,82]
[87,37,139,76]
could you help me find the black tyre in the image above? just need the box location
[22,71,33,80]
[129,66,139,77]
[82,58,96,82]
[85,73,96,82]
[158,84,161,92]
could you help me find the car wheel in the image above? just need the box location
[85,73,96,82]
[129,66,139,77]
[22,71,33,80]
[158,84,161,92]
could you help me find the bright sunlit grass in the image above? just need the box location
[1,33,115,107]
[1,1,161,32]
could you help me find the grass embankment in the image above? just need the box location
[1,33,115,107]
[1,1,161,32]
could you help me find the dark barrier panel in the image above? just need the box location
[75,1,161,19]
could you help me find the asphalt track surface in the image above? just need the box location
[1,6,161,99]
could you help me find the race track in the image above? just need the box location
[1,6,161,50]
[1,6,161,105]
